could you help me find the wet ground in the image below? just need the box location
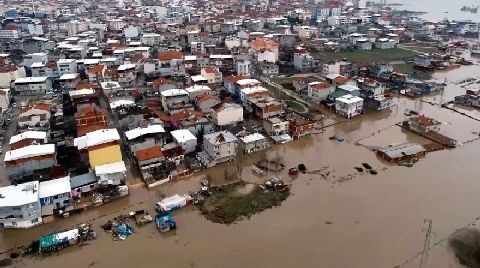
[2,65,480,267]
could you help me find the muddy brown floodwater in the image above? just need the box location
[3,65,480,268]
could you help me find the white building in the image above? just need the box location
[236,60,251,77]
[27,24,44,36]
[124,26,139,38]
[298,26,312,39]
[0,88,11,112]
[0,181,42,228]
[212,102,244,126]
[171,129,197,154]
[203,131,238,162]
[14,77,52,95]
[335,94,364,118]
[141,33,162,46]
[95,161,127,185]
[57,59,77,76]
[375,38,395,49]
[0,30,19,39]
[322,62,341,76]
[39,176,72,216]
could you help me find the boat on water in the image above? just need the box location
[155,212,176,232]
[155,194,192,212]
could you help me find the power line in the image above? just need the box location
[420,219,433,268]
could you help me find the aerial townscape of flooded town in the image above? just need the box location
[1,0,480,267]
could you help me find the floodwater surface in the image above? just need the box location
[3,64,480,268]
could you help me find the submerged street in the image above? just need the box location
[1,65,480,268]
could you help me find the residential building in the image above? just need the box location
[308,81,335,102]
[4,144,56,183]
[236,60,251,77]
[171,129,197,154]
[238,133,270,154]
[57,58,77,76]
[59,73,81,90]
[250,38,279,63]
[335,94,364,118]
[75,105,108,137]
[9,131,48,150]
[185,85,213,100]
[14,77,51,95]
[375,38,396,49]
[141,33,162,46]
[203,131,238,163]
[125,124,166,153]
[0,65,25,88]
[284,112,316,139]
[94,161,127,185]
[0,88,11,112]
[70,172,98,198]
[87,65,106,84]
[160,89,192,114]
[263,117,291,143]
[18,104,51,128]
[0,30,19,39]
[195,94,221,113]
[201,66,222,84]
[248,96,283,119]
[117,63,136,86]
[0,181,42,228]
[212,102,244,126]
[74,128,123,170]
[39,176,72,216]
[408,115,441,134]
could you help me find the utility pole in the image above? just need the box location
[420,219,433,268]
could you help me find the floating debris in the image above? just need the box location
[129,210,153,226]
[288,167,299,176]
[298,164,307,173]
[0,258,12,267]
[354,167,364,172]
[362,163,373,170]
[329,135,344,142]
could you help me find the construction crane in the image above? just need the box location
[420,219,433,268]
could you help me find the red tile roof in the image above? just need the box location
[135,146,163,161]
[157,51,183,61]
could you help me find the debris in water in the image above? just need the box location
[298,164,307,173]
[362,163,373,170]
[369,170,378,175]
[354,167,364,172]
[329,135,344,142]
[0,258,12,267]
[325,221,333,225]
[9,252,19,259]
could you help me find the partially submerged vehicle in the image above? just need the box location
[265,177,289,192]
[25,224,96,255]
[129,210,153,226]
[155,212,176,232]
[155,194,192,212]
